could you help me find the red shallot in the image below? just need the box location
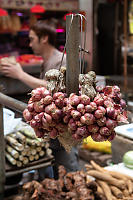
[77,104,85,114]
[90,102,97,111]
[34,101,44,113]
[23,109,33,121]
[53,92,65,100]
[43,95,53,105]
[80,94,90,105]
[94,94,104,106]
[69,93,81,106]
[49,128,58,139]
[68,119,77,131]
[106,107,116,119]
[71,110,81,120]
[99,127,110,136]
[97,116,106,127]
[88,124,99,133]
[85,104,93,113]
[106,118,117,130]
[94,109,104,119]
[27,103,34,112]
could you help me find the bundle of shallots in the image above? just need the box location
[63,85,128,146]
[23,70,128,151]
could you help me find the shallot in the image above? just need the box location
[49,128,58,139]
[34,101,44,113]
[97,116,106,127]
[91,132,106,142]
[81,113,95,125]
[23,109,33,121]
[45,103,56,114]
[34,128,45,138]
[94,94,104,106]
[44,113,52,123]
[43,95,53,105]
[75,126,88,137]
[106,118,117,130]
[80,95,90,105]
[68,119,77,131]
[107,131,116,141]
[85,105,93,113]
[31,87,43,101]
[94,109,104,119]
[69,93,81,106]
[77,104,85,114]
[53,92,65,100]
[98,106,106,115]
[55,98,64,108]
[42,89,50,97]
[71,110,81,120]
[30,119,40,128]
[104,100,114,108]
[96,85,105,93]
[27,103,34,112]
[88,124,99,133]
[106,107,116,119]
[99,127,110,136]
[90,102,97,111]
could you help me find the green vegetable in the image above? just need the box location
[123,151,133,169]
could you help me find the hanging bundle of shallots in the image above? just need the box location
[23,69,128,151]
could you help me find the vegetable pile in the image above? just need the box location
[23,69,128,151]
[12,161,133,200]
[86,160,133,200]
[14,165,105,200]
[5,125,52,167]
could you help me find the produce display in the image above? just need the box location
[86,160,133,200]
[16,54,43,65]
[23,67,128,151]
[0,54,43,67]
[5,126,52,167]
[12,165,105,200]
[11,161,133,200]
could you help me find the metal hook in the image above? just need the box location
[79,46,90,54]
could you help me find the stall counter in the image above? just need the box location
[0,64,41,95]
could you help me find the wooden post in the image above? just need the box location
[0,104,5,199]
[114,1,119,74]
[66,15,80,96]
[93,0,99,73]
[123,0,128,94]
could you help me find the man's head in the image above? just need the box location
[29,20,57,55]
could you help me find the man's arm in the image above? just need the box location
[19,71,47,89]
[0,63,47,89]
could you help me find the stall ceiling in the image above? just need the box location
[1,0,78,11]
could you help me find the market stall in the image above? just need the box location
[0,12,133,200]
[0,57,42,95]
[0,14,81,199]
[1,0,78,11]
